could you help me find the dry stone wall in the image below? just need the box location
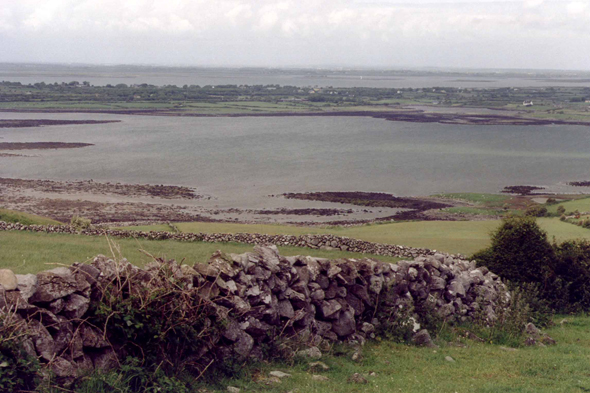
[0,221,457,260]
[0,245,507,387]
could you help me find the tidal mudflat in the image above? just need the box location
[2,111,590,224]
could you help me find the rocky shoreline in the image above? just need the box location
[283,192,451,221]
[0,119,120,128]
[0,177,201,199]
[0,142,94,150]
[1,108,588,127]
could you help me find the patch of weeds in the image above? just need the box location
[85,258,225,385]
[0,307,40,392]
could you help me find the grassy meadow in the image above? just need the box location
[0,230,403,275]
[0,208,62,226]
[198,314,590,393]
[121,216,590,255]
[4,209,590,391]
[5,201,590,274]
[548,197,590,214]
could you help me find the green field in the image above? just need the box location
[0,231,402,274]
[0,208,62,226]
[200,315,590,393]
[4,209,590,274]
[549,197,590,214]
[434,192,511,207]
[122,217,590,256]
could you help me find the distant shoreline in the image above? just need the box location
[0,119,120,128]
[1,108,589,127]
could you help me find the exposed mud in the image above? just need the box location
[0,119,120,128]
[0,142,93,150]
[283,191,451,222]
[0,178,200,199]
[283,191,450,210]
[0,152,30,157]
[254,208,354,216]
[0,195,217,224]
[501,185,546,195]
[1,108,588,127]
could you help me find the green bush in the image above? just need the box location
[474,216,590,313]
[86,259,224,386]
[473,216,555,285]
[551,240,590,311]
[71,357,191,393]
[0,310,40,392]
[557,205,566,215]
[70,215,92,231]
[524,205,547,217]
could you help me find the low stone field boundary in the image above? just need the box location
[0,245,504,386]
[0,221,462,260]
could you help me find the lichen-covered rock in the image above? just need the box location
[15,273,38,301]
[30,268,80,303]
[412,329,436,348]
[29,320,55,361]
[51,357,76,376]
[79,324,109,348]
[63,293,90,319]
[0,269,17,291]
[332,310,356,337]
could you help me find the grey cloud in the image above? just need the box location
[0,0,588,69]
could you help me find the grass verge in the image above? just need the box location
[197,315,590,393]
[0,231,402,274]
[69,315,590,393]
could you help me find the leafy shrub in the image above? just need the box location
[473,216,555,285]
[557,205,566,215]
[551,240,590,311]
[560,214,566,221]
[374,284,418,343]
[546,198,557,205]
[86,259,224,386]
[463,284,542,347]
[0,309,39,392]
[71,357,191,393]
[70,215,92,231]
[474,216,590,313]
[524,205,547,217]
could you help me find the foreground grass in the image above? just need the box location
[0,231,402,274]
[204,315,590,393]
[122,217,590,255]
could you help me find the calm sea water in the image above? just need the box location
[1,112,590,206]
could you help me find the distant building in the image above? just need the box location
[523,101,534,107]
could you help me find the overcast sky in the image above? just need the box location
[0,0,589,70]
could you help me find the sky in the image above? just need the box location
[0,0,589,70]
